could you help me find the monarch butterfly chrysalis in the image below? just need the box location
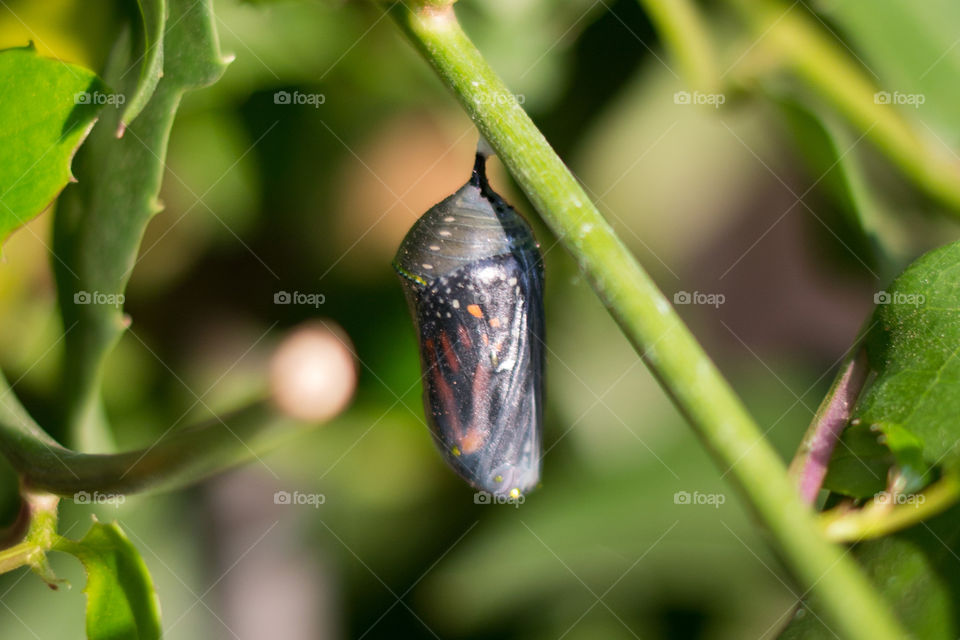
[393,140,545,499]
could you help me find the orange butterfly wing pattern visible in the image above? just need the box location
[393,150,544,498]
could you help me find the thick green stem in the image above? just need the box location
[391,4,907,639]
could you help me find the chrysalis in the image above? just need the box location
[393,141,544,499]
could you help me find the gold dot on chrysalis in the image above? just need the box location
[452,446,461,457]
[494,475,503,483]
[509,488,521,500]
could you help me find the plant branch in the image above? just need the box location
[390,4,907,639]
[723,0,960,214]
[789,348,869,503]
[635,0,718,92]
[0,370,310,497]
[820,473,960,543]
[0,485,59,578]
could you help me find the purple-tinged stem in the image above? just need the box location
[789,348,870,504]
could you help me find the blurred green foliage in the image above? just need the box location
[0,0,958,637]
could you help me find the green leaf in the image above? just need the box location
[856,241,960,471]
[55,0,229,449]
[824,421,932,498]
[817,0,960,146]
[774,94,904,278]
[54,519,161,640]
[0,45,105,245]
[120,0,167,131]
[822,241,960,497]
[822,422,891,498]
[780,501,960,640]
[792,244,960,637]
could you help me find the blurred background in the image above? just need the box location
[0,0,958,638]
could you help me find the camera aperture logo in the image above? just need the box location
[274,290,326,308]
[873,91,925,108]
[74,491,125,507]
[274,490,325,508]
[874,290,925,307]
[674,90,725,108]
[74,91,125,106]
[74,290,125,307]
[673,291,725,308]
[874,491,925,507]
[474,491,524,507]
[674,490,725,508]
[273,90,325,108]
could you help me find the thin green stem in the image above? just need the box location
[0,486,59,578]
[636,0,718,92]
[391,4,907,639]
[821,474,960,543]
[723,0,960,214]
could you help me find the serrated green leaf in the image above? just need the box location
[54,520,161,640]
[55,0,229,449]
[120,0,167,130]
[0,46,105,245]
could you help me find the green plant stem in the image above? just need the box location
[391,5,907,639]
[723,0,960,214]
[820,474,960,543]
[0,486,59,578]
[635,0,718,91]
[0,371,308,497]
